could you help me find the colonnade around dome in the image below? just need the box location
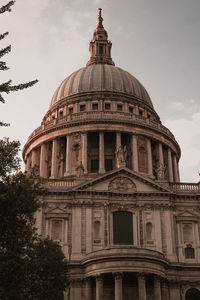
[25,130,180,183]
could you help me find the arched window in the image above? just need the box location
[183,223,193,243]
[146,222,153,240]
[186,288,200,300]
[185,244,195,259]
[113,211,133,245]
[94,220,101,239]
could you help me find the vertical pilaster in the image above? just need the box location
[169,281,181,300]
[173,154,179,182]
[51,138,59,178]
[154,276,161,300]
[113,273,123,300]
[116,132,121,149]
[167,148,174,182]
[85,278,92,300]
[40,143,47,178]
[99,132,105,174]
[146,138,153,176]
[161,280,169,300]
[132,134,138,172]
[158,142,164,165]
[70,279,82,300]
[82,132,88,173]
[96,275,103,300]
[138,273,146,300]
[65,134,72,176]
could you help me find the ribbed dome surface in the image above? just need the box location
[50,64,153,108]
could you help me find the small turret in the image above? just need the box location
[87,8,115,66]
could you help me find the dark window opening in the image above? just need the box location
[69,107,73,114]
[129,106,133,113]
[185,245,195,259]
[105,159,113,172]
[92,103,98,110]
[139,109,143,116]
[99,44,103,55]
[113,211,133,245]
[186,288,200,300]
[105,103,111,110]
[80,104,86,111]
[59,111,63,118]
[91,159,99,173]
[117,104,123,111]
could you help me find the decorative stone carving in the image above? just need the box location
[76,161,84,177]
[156,163,166,180]
[108,176,136,192]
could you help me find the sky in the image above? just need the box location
[0,0,200,182]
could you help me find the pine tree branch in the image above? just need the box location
[0,61,9,71]
[0,1,15,14]
[0,93,5,103]
[0,32,9,41]
[0,121,10,127]
[9,79,39,91]
[0,80,12,95]
[0,45,11,58]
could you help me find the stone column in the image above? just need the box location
[158,142,164,165]
[154,276,161,300]
[167,148,174,182]
[40,143,47,178]
[173,154,179,182]
[161,280,169,300]
[99,132,105,174]
[65,134,72,176]
[116,132,121,149]
[132,134,138,172]
[82,132,88,173]
[96,275,103,300]
[50,138,59,178]
[146,138,153,176]
[169,281,181,300]
[138,273,146,300]
[70,279,82,300]
[26,154,31,172]
[113,273,123,300]
[85,278,92,300]
[32,149,37,168]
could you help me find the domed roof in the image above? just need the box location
[50,64,153,108]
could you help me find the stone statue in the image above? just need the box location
[76,161,84,177]
[156,163,165,180]
[115,145,127,168]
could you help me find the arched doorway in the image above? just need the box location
[185,288,200,300]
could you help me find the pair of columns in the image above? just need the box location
[84,273,169,300]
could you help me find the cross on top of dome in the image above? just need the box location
[87,8,115,66]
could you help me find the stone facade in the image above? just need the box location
[23,9,200,300]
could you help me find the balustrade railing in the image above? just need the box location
[44,179,75,188]
[27,110,175,142]
[170,182,200,191]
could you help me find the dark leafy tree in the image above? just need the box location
[0,1,38,126]
[0,139,68,299]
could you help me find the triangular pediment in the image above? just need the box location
[73,168,171,194]
[176,210,199,218]
[45,206,68,214]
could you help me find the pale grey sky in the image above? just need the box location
[0,0,200,182]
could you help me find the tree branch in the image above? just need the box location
[0,45,11,58]
[0,1,15,14]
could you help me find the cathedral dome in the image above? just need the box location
[50,64,153,109]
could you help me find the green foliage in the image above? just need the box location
[0,139,68,299]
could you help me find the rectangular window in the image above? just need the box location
[80,104,86,111]
[105,159,113,172]
[91,159,99,172]
[129,106,133,113]
[99,44,103,55]
[69,107,73,114]
[92,103,98,110]
[105,103,111,110]
[59,111,63,118]
[117,104,123,111]
[113,211,133,245]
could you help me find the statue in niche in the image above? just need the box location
[57,142,65,177]
[115,145,127,168]
[156,163,166,180]
[76,161,84,177]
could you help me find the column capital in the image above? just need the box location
[95,274,104,281]
[137,272,147,279]
[112,272,124,280]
